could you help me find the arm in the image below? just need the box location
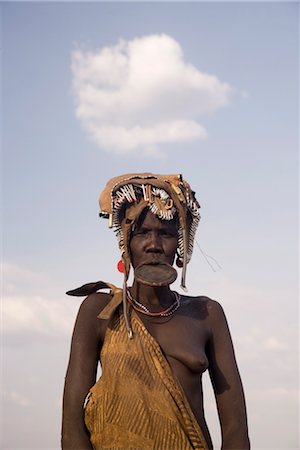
[207,300,250,449]
[62,293,107,449]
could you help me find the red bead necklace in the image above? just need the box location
[127,290,181,317]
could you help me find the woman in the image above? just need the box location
[62,173,250,449]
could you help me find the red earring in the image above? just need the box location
[176,256,183,268]
[117,259,125,273]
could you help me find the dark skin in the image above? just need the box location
[62,211,250,449]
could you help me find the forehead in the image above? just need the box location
[136,209,178,230]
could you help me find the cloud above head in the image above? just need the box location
[71,34,232,157]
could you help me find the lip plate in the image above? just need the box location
[135,262,177,287]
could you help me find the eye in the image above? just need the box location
[160,229,176,237]
[133,228,148,236]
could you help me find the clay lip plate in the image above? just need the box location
[134,262,178,287]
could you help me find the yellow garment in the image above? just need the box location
[84,304,208,449]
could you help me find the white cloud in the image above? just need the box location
[1,262,79,342]
[71,34,232,157]
[2,261,48,296]
[263,336,288,351]
[2,295,78,340]
[5,390,31,407]
[2,262,79,341]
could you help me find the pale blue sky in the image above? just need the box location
[2,2,299,449]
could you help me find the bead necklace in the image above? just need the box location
[127,290,181,317]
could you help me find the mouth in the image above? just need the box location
[141,256,168,266]
[144,261,160,266]
[134,261,177,287]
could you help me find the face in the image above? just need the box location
[129,210,179,269]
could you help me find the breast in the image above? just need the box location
[166,346,209,374]
[136,307,210,374]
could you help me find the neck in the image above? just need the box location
[129,280,173,307]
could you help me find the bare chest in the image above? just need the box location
[136,310,210,374]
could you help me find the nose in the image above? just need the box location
[145,231,162,252]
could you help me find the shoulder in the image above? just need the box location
[73,292,114,344]
[180,294,226,323]
[78,291,112,315]
[66,280,117,314]
[74,292,113,328]
[181,294,222,310]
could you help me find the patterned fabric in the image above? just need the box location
[84,308,208,450]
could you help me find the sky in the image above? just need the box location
[1,2,299,449]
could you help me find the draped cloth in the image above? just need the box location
[84,291,208,450]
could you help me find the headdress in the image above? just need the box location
[99,172,200,284]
